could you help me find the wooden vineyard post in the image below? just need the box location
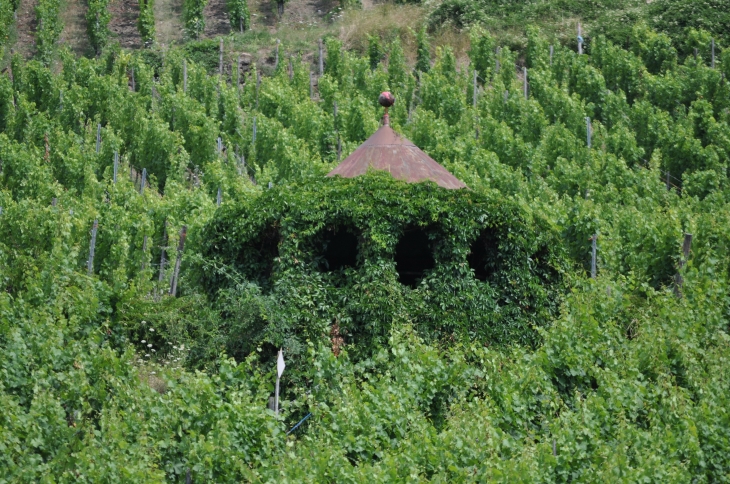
[334,101,341,161]
[549,45,553,66]
[141,235,148,271]
[666,171,671,191]
[59,90,63,111]
[523,67,528,99]
[674,233,693,297]
[140,168,147,195]
[253,117,257,143]
[711,39,715,68]
[217,137,223,157]
[578,23,583,55]
[169,225,187,297]
[274,39,280,70]
[256,70,261,109]
[495,47,501,74]
[96,124,101,153]
[159,222,168,284]
[473,69,477,108]
[217,187,222,206]
[586,117,592,147]
[503,90,508,103]
[318,39,324,76]
[590,234,597,279]
[219,38,224,76]
[88,219,99,275]
[131,67,135,92]
[288,56,293,81]
[310,71,314,99]
[237,55,241,90]
[113,151,119,184]
[183,59,188,92]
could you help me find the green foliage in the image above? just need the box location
[138,0,156,45]
[183,0,209,39]
[650,0,730,48]
[1,23,730,482]
[227,0,250,32]
[202,173,568,355]
[86,0,111,55]
[428,0,486,31]
[468,27,495,79]
[0,0,12,53]
[428,0,644,33]
[34,0,63,64]
[367,34,384,71]
[415,25,430,74]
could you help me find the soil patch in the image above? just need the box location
[109,0,143,49]
[203,0,230,37]
[155,0,183,47]
[60,0,92,56]
[13,0,39,58]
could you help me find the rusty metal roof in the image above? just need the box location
[326,118,467,190]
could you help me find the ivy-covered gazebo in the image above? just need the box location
[202,94,567,359]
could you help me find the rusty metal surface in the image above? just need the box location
[326,125,467,189]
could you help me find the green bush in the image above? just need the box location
[183,0,209,39]
[201,173,569,355]
[138,0,156,45]
[35,0,63,64]
[227,0,250,32]
[0,1,12,53]
[86,0,111,56]
[650,0,730,49]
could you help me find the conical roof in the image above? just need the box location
[326,115,467,190]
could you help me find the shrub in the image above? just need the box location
[87,0,111,56]
[35,0,63,64]
[138,0,156,46]
[183,0,209,39]
[227,0,250,32]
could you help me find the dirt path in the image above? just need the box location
[203,0,230,37]
[155,0,183,47]
[109,0,143,49]
[60,0,91,56]
[13,0,39,58]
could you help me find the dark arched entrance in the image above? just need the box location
[395,227,435,287]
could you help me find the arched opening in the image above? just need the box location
[395,227,435,288]
[319,227,359,272]
[240,226,279,286]
[468,229,498,281]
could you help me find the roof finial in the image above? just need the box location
[378,91,395,126]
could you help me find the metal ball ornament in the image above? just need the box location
[378,91,395,108]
